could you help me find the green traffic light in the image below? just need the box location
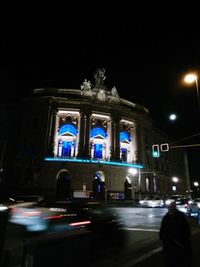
[152,144,160,157]
[153,151,159,157]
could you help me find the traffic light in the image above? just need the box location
[152,144,160,157]
[160,143,169,152]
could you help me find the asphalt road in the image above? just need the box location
[2,206,200,267]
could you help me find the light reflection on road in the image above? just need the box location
[111,207,168,229]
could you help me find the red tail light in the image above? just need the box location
[69,220,91,227]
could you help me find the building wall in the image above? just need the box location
[0,81,190,199]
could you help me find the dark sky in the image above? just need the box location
[2,3,200,181]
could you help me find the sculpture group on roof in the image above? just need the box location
[80,68,119,102]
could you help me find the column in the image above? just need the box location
[53,112,59,157]
[110,116,120,161]
[84,111,91,158]
[133,122,141,164]
[77,111,85,158]
[47,103,58,156]
[110,117,115,160]
[115,117,120,160]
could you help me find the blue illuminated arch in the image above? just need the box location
[90,127,107,139]
[120,131,131,142]
[59,124,77,136]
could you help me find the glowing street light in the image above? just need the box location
[172,176,179,192]
[184,73,200,113]
[172,176,179,183]
[169,113,177,121]
[128,168,138,203]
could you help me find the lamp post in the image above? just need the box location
[172,176,179,193]
[194,181,200,198]
[184,73,200,113]
[128,168,138,204]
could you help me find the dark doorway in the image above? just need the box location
[56,171,71,200]
[92,171,105,200]
[124,179,132,200]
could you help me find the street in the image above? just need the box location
[2,206,200,267]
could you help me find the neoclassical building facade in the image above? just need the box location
[2,69,191,200]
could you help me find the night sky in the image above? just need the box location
[2,3,200,181]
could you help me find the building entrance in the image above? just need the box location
[92,171,105,200]
[56,170,71,200]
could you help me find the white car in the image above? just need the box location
[187,199,200,217]
[194,198,200,209]
[165,195,181,207]
[139,196,164,207]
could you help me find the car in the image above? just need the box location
[194,198,200,209]
[139,196,164,207]
[3,195,44,210]
[9,198,126,253]
[165,195,182,207]
[9,198,90,232]
[9,198,124,232]
[186,200,199,217]
[175,198,190,213]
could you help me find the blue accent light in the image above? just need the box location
[120,131,131,142]
[94,143,102,159]
[90,127,107,139]
[62,141,72,157]
[44,157,143,169]
[59,124,77,136]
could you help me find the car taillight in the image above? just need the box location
[24,211,41,217]
[11,208,41,217]
[69,220,91,227]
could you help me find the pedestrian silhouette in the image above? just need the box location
[159,201,192,267]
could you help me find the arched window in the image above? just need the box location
[120,131,131,142]
[90,127,107,139]
[58,124,77,157]
[90,127,107,159]
[120,131,131,162]
[59,124,78,136]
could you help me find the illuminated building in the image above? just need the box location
[0,69,190,200]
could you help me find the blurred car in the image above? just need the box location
[3,195,44,210]
[165,195,182,207]
[139,196,164,207]
[194,198,200,209]
[186,200,199,217]
[165,196,195,214]
[0,203,8,212]
[175,198,190,213]
[9,199,126,252]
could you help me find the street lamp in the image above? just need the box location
[172,176,179,192]
[128,168,138,203]
[193,181,200,198]
[184,73,200,112]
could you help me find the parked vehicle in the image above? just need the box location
[139,196,164,207]
[186,200,199,217]
[165,195,182,206]
[176,198,190,213]
[194,198,200,208]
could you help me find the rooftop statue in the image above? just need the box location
[94,68,106,86]
[111,86,119,97]
[80,79,92,91]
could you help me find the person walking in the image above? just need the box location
[159,201,192,267]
